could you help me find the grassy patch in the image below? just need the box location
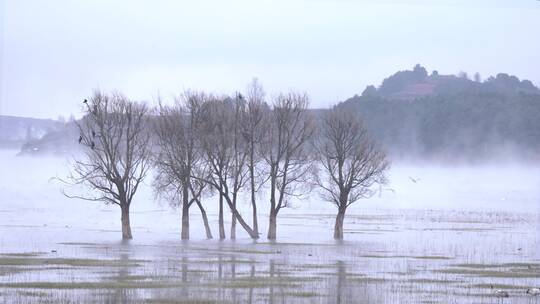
[436,268,539,278]
[284,291,320,298]
[453,262,540,269]
[0,281,185,290]
[0,267,25,276]
[408,278,458,284]
[16,290,50,297]
[173,258,256,265]
[315,271,366,278]
[145,300,224,304]
[413,255,452,260]
[359,254,451,260]
[103,274,152,281]
[1,252,47,257]
[473,283,531,290]
[216,280,300,289]
[209,275,321,289]
[297,263,337,270]
[350,277,388,284]
[0,257,146,267]
[0,266,71,276]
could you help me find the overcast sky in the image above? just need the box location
[1,0,539,119]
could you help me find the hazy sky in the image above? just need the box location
[1,0,539,119]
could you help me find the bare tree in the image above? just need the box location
[153,92,211,240]
[261,92,315,240]
[241,78,269,237]
[229,93,249,239]
[62,91,151,240]
[199,95,229,239]
[313,106,389,240]
[199,95,258,239]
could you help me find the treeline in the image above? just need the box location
[61,80,388,241]
[341,65,540,161]
[22,65,540,162]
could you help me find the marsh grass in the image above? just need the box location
[473,283,532,290]
[359,254,451,260]
[284,291,320,298]
[144,300,223,304]
[436,268,539,278]
[0,281,187,289]
[0,257,146,267]
[1,252,47,257]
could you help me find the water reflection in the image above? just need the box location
[248,262,255,303]
[269,259,275,304]
[1,208,538,303]
[336,261,345,304]
[231,256,237,303]
[181,256,188,298]
[105,250,131,304]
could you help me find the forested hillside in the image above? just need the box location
[340,65,540,161]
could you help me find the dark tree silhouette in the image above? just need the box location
[153,92,211,240]
[241,78,269,237]
[261,92,315,240]
[62,91,151,239]
[313,106,389,239]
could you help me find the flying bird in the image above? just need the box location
[378,184,396,197]
[78,135,82,144]
[527,288,540,296]
[490,285,509,298]
[408,176,420,183]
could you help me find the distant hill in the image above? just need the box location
[340,64,540,161]
[13,65,540,161]
[0,115,63,150]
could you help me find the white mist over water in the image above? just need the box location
[1,149,539,245]
[1,149,539,303]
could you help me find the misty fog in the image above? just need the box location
[1,147,539,303]
[1,149,539,241]
[1,1,540,303]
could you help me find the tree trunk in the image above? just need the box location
[267,210,277,240]
[219,181,226,239]
[251,190,259,236]
[249,147,259,236]
[196,199,213,239]
[181,186,190,240]
[230,193,237,240]
[334,207,346,240]
[267,166,277,240]
[121,205,132,240]
[221,193,258,239]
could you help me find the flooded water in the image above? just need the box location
[0,150,539,303]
